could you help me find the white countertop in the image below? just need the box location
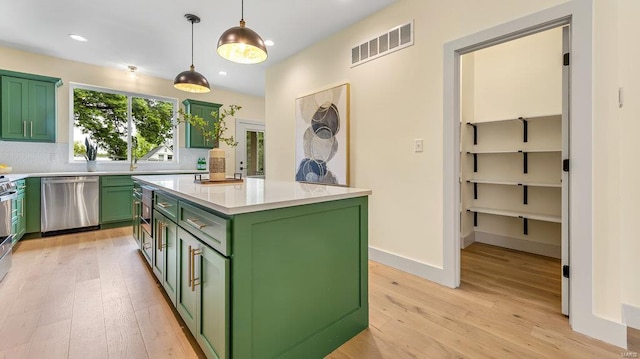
[133,175,372,215]
[3,169,206,182]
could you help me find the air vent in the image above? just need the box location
[351,20,414,67]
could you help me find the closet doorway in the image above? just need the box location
[458,26,570,316]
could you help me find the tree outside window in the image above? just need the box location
[72,86,177,162]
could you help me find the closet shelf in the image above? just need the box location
[467,206,561,223]
[467,179,561,188]
[466,114,561,126]
[466,149,561,154]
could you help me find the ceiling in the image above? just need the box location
[0,0,396,97]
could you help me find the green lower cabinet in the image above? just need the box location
[196,243,229,359]
[153,211,179,306]
[176,227,229,359]
[162,217,179,306]
[100,186,133,223]
[132,191,141,247]
[11,180,26,243]
[25,177,40,234]
[177,228,199,334]
[152,211,165,281]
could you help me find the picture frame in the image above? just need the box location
[294,83,350,186]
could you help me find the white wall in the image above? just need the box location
[0,46,265,174]
[592,0,640,323]
[618,0,640,323]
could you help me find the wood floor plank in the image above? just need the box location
[103,295,149,359]
[135,304,190,359]
[68,278,108,359]
[26,319,71,359]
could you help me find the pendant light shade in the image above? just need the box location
[217,0,268,64]
[174,14,210,93]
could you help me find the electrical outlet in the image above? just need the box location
[414,139,423,153]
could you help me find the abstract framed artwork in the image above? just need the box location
[295,83,350,186]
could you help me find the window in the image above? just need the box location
[71,84,178,163]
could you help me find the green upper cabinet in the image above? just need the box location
[0,70,61,142]
[182,99,221,149]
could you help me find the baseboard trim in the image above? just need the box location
[461,232,475,249]
[623,303,640,330]
[368,246,449,287]
[474,231,561,258]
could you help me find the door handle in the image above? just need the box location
[30,121,33,137]
[23,121,26,137]
[191,248,202,291]
[157,222,164,251]
[188,245,192,289]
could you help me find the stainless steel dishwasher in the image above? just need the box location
[41,176,100,234]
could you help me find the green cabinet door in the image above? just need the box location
[196,243,229,359]
[152,211,165,282]
[100,186,133,223]
[132,189,141,247]
[9,180,25,243]
[1,76,55,142]
[176,227,199,334]
[163,217,179,306]
[1,77,29,140]
[28,80,55,141]
[25,177,41,234]
[182,99,221,149]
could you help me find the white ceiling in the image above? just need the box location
[0,0,396,97]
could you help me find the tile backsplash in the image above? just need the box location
[0,142,208,173]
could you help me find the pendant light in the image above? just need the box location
[174,14,211,93]
[217,0,268,64]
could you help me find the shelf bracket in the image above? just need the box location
[472,153,478,172]
[469,124,478,145]
[519,117,528,143]
[520,217,529,235]
[520,151,528,174]
[473,211,478,227]
[473,182,478,200]
[521,184,528,205]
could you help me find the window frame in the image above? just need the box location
[68,82,179,164]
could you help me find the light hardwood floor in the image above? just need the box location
[0,229,626,358]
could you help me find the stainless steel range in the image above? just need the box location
[0,176,17,282]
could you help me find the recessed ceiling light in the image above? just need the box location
[218,71,227,76]
[68,34,88,42]
[264,40,275,47]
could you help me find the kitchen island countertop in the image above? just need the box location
[133,174,372,215]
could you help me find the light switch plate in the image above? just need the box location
[414,139,423,153]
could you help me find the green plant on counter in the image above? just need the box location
[177,104,241,147]
[84,137,98,161]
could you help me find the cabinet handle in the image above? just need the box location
[157,222,164,251]
[188,245,192,289]
[23,121,26,137]
[157,202,170,209]
[20,198,24,217]
[191,248,202,291]
[186,218,205,229]
[132,200,140,219]
[30,121,33,137]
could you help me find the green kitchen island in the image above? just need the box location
[132,175,371,359]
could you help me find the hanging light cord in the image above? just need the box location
[190,19,194,67]
[241,0,244,21]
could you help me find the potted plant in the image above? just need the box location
[178,104,240,181]
[84,137,98,172]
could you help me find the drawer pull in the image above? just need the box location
[186,218,206,229]
[157,202,171,209]
[191,248,202,291]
